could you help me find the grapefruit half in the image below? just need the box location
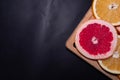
[75,19,117,59]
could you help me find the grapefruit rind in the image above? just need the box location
[75,19,117,60]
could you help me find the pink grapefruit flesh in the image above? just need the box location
[75,19,117,59]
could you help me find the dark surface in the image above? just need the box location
[0,0,111,80]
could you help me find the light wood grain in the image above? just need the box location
[66,7,120,80]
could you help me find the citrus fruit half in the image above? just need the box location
[75,19,117,59]
[92,0,120,26]
[98,35,120,74]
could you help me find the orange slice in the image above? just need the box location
[92,0,120,26]
[98,35,120,74]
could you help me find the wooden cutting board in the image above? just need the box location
[66,7,120,80]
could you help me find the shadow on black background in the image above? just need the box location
[0,0,111,80]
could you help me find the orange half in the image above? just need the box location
[93,0,120,26]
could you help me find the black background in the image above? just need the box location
[0,0,111,80]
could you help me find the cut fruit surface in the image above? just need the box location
[92,0,120,26]
[98,35,120,74]
[75,19,117,59]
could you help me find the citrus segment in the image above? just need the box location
[93,0,120,26]
[98,36,120,74]
[75,19,117,59]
